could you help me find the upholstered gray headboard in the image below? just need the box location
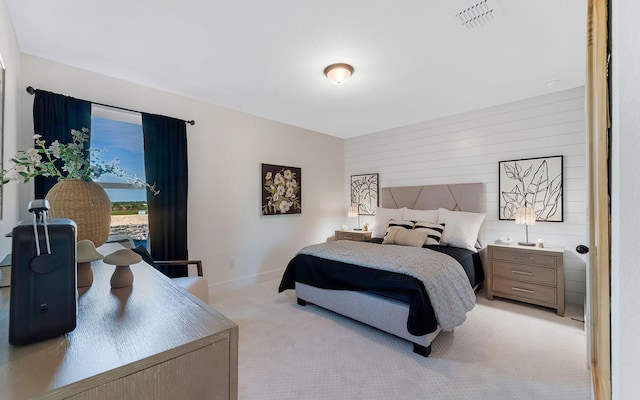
[380,183,485,213]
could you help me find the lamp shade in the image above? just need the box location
[324,63,354,85]
[348,206,359,218]
[514,206,536,226]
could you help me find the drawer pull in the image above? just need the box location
[511,287,534,294]
[511,270,533,276]
[342,236,353,240]
[512,255,535,261]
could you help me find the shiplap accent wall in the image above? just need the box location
[345,87,587,305]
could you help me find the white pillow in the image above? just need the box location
[437,208,486,252]
[403,208,439,223]
[372,207,406,238]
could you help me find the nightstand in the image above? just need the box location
[486,243,565,316]
[335,230,372,242]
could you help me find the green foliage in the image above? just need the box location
[0,128,158,195]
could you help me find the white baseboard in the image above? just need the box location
[208,268,284,303]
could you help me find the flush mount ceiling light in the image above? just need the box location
[324,63,354,85]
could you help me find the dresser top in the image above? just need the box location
[0,243,236,399]
[488,242,564,254]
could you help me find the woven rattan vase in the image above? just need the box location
[46,180,111,247]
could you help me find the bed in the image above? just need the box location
[278,183,486,357]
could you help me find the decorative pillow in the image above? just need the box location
[414,221,445,245]
[437,208,486,252]
[388,219,415,230]
[372,207,406,238]
[403,208,439,224]
[382,226,428,247]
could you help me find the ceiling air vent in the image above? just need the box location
[455,0,500,30]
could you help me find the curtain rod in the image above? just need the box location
[26,86,195,126]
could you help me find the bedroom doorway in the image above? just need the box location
[585,0,611,399]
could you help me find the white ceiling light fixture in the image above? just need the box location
[324,63,354,85]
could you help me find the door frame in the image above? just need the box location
[585,0,611,398]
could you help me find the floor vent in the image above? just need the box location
[455,0,500,30]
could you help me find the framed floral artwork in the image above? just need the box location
[498,155,563,222]
[261,163,301,215]
[350,173,379,215]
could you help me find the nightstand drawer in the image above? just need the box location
[335,231,357,241]
[335,230,371,241]
[493,261,557,285]
[492,248,558,267]
[492,277,557,305]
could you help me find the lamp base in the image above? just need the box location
[518,241,536,246]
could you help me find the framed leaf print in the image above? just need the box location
[498,155,563,222]
[350,173,379,215]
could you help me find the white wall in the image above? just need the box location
[345,87,587,305]
[611,1,640,398]
[0,0,22,256]
[18,54,345,300]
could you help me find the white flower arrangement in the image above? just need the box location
[0,128,158,195]
[262,167,300,214]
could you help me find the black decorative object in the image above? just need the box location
[9,200,77,345]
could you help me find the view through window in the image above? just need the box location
[90,105,148,248]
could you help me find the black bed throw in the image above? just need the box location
[278,254,439,336]
[278,243,483,337]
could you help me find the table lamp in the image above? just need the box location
[515,206,536,246]
[348,205,361,230]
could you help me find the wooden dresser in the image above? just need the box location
[0,243,238,399]
[335,230,372,242]
[486,243,565,316]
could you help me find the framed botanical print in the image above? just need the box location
[261,163,301,215]
[498,155,563,222]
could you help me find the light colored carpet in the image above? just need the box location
[213,279,591,400]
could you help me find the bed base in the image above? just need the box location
[295,282,441,357]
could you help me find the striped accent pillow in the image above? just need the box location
[414,221,445,245]
[387,219,415,230]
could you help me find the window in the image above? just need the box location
[90,105,148,247]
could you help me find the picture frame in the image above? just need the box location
[498,155,563,222]
[261,163,301,215]
[350,173,379,215]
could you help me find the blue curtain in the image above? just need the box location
[32,90,91,198]
[141,113,188,277]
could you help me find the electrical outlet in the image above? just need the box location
[228,259,235,269]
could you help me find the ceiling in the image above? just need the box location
[6,0,586,139]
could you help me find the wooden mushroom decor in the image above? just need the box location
[76,240,103,288]
[103,249,142,289]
